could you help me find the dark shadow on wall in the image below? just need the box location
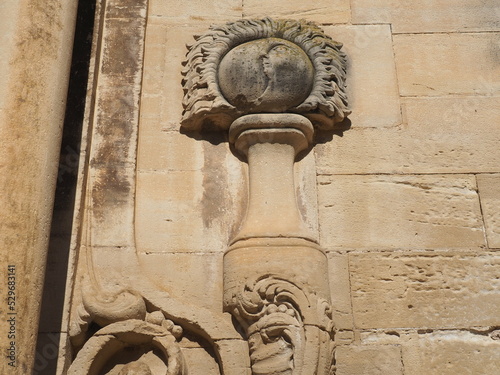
[34,0,96,373]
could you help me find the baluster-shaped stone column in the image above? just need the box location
[181,18,350,374]
[224,113,333,374]
[228,113,314,243]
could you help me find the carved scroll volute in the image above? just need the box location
[181,18,349,375]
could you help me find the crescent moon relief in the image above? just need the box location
[181,18,350,131]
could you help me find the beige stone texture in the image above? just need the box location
[316,96,500,174]
[214,339,252,375]
[149,0,242,22]
[335,344,403,375]
[135,143,246,253]
[318,174,484,250]
[243,0,350,24]
[349,251,500,329]
[477,174,500,248]
[138,252,223,312]
[0,3,20,111]
[359,330,500,375]
[141,23,209,131]
[401,331,500,375]
[323,25,402,128]
[393,33,500,97]
[138,129,204,172]
[181,347,220,374]
[296,151,320,237]
[351,0,500,33]
[328,253,354,330]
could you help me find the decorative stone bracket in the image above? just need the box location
[182,18,350,375]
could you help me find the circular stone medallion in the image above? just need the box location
[218,38,314,113]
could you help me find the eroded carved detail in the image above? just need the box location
[181,17,350,131]
[68,313,187,375]
[69,277,147,347]
[228,276,335,375]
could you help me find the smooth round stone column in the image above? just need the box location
[0,1,79,373]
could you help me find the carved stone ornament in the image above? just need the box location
[67,13,348,375]
[68,313,187,375]
[65,3,253,374]
[228,275,336,375]
[181,17,350,131]
[181,18,349,375]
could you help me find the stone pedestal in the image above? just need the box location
[229,114,315,243]
[224,114,334,374]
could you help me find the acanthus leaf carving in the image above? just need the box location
[228,276,335,375]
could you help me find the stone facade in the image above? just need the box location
[0,1,499,374]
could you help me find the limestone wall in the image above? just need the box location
[31,0,500,374]
[137,2,500,373]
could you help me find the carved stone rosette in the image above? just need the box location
[182,18,349,375]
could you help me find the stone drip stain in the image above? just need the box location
[87,0,147,222]
[201,141,231,229]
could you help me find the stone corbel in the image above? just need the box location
[182,18,350,375]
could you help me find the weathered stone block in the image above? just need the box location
[349,251,500,329]
[135,153,246,253]
[142,43,166,95]
[181,347,220,374]
[327,253,353,330]
[315,96,500,174]
[477,174,500,248]
[88,166,136,247]
[323,25,401,128]
[135,169,215,252]
[335,344,403,375]
[402,331,500,375]
[243,0,350,24]
[141,23,211,130]
[351,0,500,33]
[318,175,484,249]
[393,33,500,96]
[137,129,204,172]
[149,0,242,21]
[399,96,500,173]
[138,253,223,312]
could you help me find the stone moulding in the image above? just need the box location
[181,17,350,132]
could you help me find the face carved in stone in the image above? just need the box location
[218,38,314,113]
